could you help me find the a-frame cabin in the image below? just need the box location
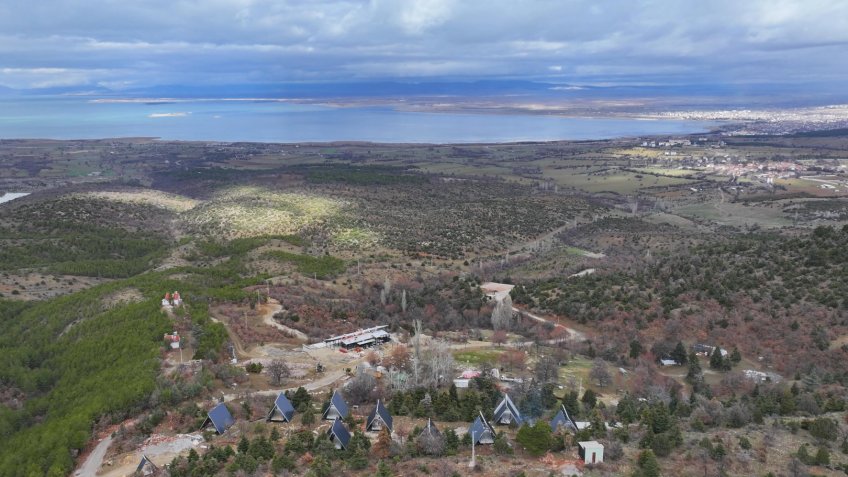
[493,394,523,425]
[322,390,350,421]
[365,399,393,433]
[201,403,235,434]
[267,392,296,423]
[468,411,495,445]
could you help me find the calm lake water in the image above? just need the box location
[0,96,718,143]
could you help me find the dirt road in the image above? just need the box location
[261,299,308,341]
[223,369,348,402]
[512,306,587,342]
[75,435,113,477]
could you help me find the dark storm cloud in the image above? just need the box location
[0,0,846,89]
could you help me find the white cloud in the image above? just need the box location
[0,0,844,89]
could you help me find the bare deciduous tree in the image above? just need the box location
[535,354,559,384]
[492,329,508,346]
[401,289,407,313]
[416,431,445,456]
[384,344,411,371]
[491,295,514,331]
[267,359,290,386]
[413,319,422,386]
[589,358,612,387]
[423,339,455,388]
[346,371,377,404]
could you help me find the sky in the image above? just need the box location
[0,0,846,94]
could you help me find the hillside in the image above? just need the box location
[0,138,846,476]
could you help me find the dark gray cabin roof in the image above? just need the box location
[549,404,578,432]
[366,399,393,432]
[203,403,235,434]
[419,418,441,437]
[493,394,522,425]
[136,455,157,473]
[328,418,351,449]
[268,392,296,422]
[322,390,350,419]
[468,412,495,444]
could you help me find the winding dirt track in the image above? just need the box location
[75,435,113,477]
[261,299,308,341]
[512,306,587,342]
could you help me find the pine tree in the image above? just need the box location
[730,346,742,364]
[634,449,661,477]
[493,431,513,455]
[271,453,296,473]
[686,351,704,390]
[292,386,312,410]
[309,456,332,477]
[301,404,315,425]
[563,391,580,418]
[815,446,830,465]
[376,460,394,477]
[515,421,553,456]
[581,389,597,409]
[709,347,724,370]
[444,428,459,455]
[797,444,811,465]
[237,436,250,454]
[671,342,688,365]
[616,394,639,424]
[347,430,371,470]
[629,339,643,359]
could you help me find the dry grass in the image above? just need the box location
[180,186,350,240]
[75,190,199,212]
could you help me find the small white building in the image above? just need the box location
[578,440,604,464]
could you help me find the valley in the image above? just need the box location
[0,132,846,477]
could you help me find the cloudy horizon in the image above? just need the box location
[1,0,846,96]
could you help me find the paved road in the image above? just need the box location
[75,435,113,477]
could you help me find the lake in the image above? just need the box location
[0,192,29,205]
[0,96,718,143]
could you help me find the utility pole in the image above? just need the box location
[469,431,476,468]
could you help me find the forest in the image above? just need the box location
[518,225,848,377]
